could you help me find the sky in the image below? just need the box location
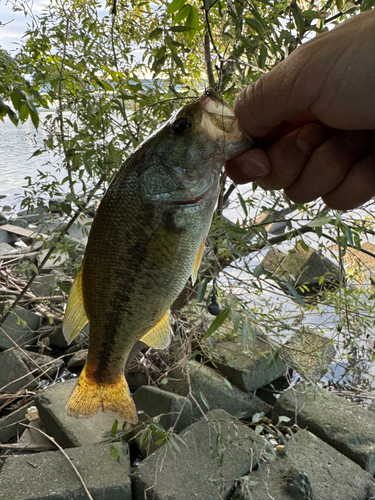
[0,0,38,53]
[0,0,110,54]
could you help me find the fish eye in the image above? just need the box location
[172,117,192,136]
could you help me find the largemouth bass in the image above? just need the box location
[62,90,251,423]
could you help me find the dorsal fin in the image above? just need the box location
[140,310,171,349]
[191,239,205,285]
[63,266,88,344]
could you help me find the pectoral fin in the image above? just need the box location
[63,266,88,344]
[140,310,171,349]
[191,239,205,285]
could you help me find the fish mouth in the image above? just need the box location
[198,90,253,158]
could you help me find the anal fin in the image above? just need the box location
[191,239,205,285]
[140,310,171,349]
[63,266,88,344]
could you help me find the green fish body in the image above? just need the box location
[63,90,251,422]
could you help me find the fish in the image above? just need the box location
[62,89,252,424]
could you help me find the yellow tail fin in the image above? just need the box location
[66,366,138,424]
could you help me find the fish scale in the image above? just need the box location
[62,90,252,423]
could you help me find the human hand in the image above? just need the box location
[225,10,375,210]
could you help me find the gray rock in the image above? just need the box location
[7,218,29,229]
[273,383,375,474]
[238,430,375,500]
[280,330,336,381]
[0,401,35,443]
[0,227,18,244]
[36,248,70,270]
[35,379,125,448]
[49,323,89,349]
[0,303,41,350]
[163,359,271,420]
[18,419,56,451]
[29,274,58,297]
[132,409,270,500]
[17,207,48,224]
[0,442,131,500]
[130,385,192,456]
[67,349,88,370]
[0,242,16,255]
[211,338,286,392]
[262,246,340,296]
[0,349,38,394]
[20,351,64,379]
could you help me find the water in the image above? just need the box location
[0,111,56,209]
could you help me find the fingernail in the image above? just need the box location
[247,158,269,178]
[296,139,310,154]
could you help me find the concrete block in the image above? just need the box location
[163,359,272,420]
[35,379,125,448]
[237,430,375,500]
[0,303,40,350]
[132,409,270,500]
[212,338,286,392]
[262,246,340,296]
[0,401,35,443]
[0,442,131,500]
[130,385,192,456]
[0,349,38,394]
[280,329,336,381]
[273,383,375,474]
[18,420,56,451]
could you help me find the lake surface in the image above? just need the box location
[0,111,57,209]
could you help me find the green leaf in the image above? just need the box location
[361,0,375,10]
[245,17,264,34]
[204,308,229,339]
[174,4,190,23]
[307,216,331,228]
[301,9,328,18]
[200,391,210,410]
[253,265,264,278]
[223,378,233,390]
[186,5,199,39]
[172,52,184,70]
[30,149,45,158]
[342,1,357,11]
[167,0,187,15]
[169,25,193,32]
[284,283,306,306]
[109,444,119,460]
[237,193,248,217]
[197,279,207,302]
[29,263,39,275]
[291,7,305,35]
[149,28,163,40]
[258,45,267,69]
[19,103,29,122]
[111,419,118,437]
[57,281,70,294]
